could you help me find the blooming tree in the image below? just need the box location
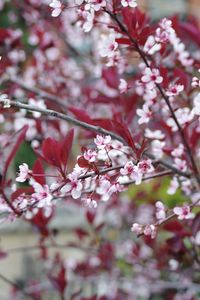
[0,0,200,299]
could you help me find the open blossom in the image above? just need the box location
[119,78,128,93]
[98,32,118,58]
[121,0,137,8]
[167,107,194,131]
[120,162,143,184]
[166,84,184,97]
[151,140,165,159]
[143,35,161,55]
[94,135,111,149]
[131,223,143,235]
[141,67,163,89]
[192,76,200,88]
[171,144,184,157]
[96,177,121,201]
[155,201,166,221]
[136,104,152,124]
[145,128,165,140]
[173,206,194,220]
[16,163,32,182]
[49,0,62,17]
[31,181,53,208]
[174,158,187,172]
[86,0,106,11]
[192,93,200,116]
[83,149,97,162]
[61,178,83,199]
[167,176,179,195]
[137,159,154,174]
[144,224,157,239]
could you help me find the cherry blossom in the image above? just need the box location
[144,224,157,239]
[94,135,111,149]
[16,163,32,182]
[131,223,143,235]
[144,129,165,140]
[192,93,200,116]
[30,180,53,208]
[173,206,194,220]
[83,149,97,163]
[191,77,200,88]
[141,68,163,89]
[49,0,62,17]
[143,36,161,55]
[98,32,119,58]
[119,78,128,93]
[121,0,137,8]
[136,104,152,124]
[155,201,166,221]
[138,159,154,175]
[166,84,184,97]
[167,176,179,195]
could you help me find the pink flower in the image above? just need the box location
[155,201,166,221]
[166,84,184,97]
[131,223,143,235]
[167,176,179,195]
[143,36,161,55]
[98,32,118,58]
[121,0,137,8]
[94,135,111,149]
[49,0,62,17]
[120,161,134,176]
[137,159,154,174]
[136,104,152,124]
[144,224,157,239]
[119,79,128,93]
[16,163,32,182]
[83,149,97,163]
[173,158,187,172]
[96,177,121,201]
[192,77,200,88]
[31,180,53,208]
[173,206,194,220]
[141,67,163,89]
[61,178,83,199]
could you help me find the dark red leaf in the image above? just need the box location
[32,159,45,185]
[0,125,28,181]
[60,129,74,169]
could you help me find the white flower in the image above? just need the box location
[94,135,111,149]
[143,35,161,55]
[167,176,179,195]
[136,104,152,124]
[155,201,166,221]
[28,98,46,118]
[192,93,200,116]
[121,0,137,8]
[145,129,165,140]
[171,144,184,157]
[31,180,53,207]
[151,140,165,159]
[141,67,163,89]
[131,223,142,235]
[16,163,32,182]
[98,31,118,58]
[144,224,157,239]
[166,84,184,97]
[83,149,97,163]
[61,179,83,199]
[174,158,187,172]
[49,0,62,17]
[119,78,128,93]
[173,206,194,220]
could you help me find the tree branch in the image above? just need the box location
[0,99,191,179]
